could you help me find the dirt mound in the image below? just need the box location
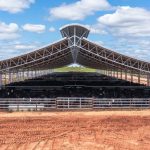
[0,111,150,150]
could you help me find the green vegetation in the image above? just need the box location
[54,66,96,72]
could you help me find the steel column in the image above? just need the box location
[125,71,127,81]
[131,71,133,83]
[121,70,123,80]
[138,73,140,84]
[117,70,119,79]
[147,74,150,86]
[0,73,2,86]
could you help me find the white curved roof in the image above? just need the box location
[59,23,90,31]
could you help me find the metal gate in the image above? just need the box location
[56,97,93,109]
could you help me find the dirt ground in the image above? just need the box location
[0,110,150,150]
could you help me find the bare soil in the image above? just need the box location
[0,110,150,150]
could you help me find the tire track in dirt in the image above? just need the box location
[0,112,150,150]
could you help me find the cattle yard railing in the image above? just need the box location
[0,98,150,111]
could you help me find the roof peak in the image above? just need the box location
[60,23,90,38]
[60,23,90,31]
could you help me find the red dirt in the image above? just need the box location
[0,111,150,150]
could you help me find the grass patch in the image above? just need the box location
[54,66,96,73]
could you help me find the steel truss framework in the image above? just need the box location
[0,24,150,86]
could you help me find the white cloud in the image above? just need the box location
[14,44,37,50]
[0,0,35,13]
[94,6,150,61]
[102,37,150,61]
[49,27,56,32]
[22,24,46,33]
[0,22,20,40]
[49,0,111,21]
[0,41,40,60]
[85,24,107,35]
[98,6,150,37]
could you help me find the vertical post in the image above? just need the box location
[0,73,2,86]
[20,70,23,81]
[5,72,7,85]
[31,70,34,79]
[110,69,112,77]
[19,71,21,81]
[15,71,16,82]
[22,70,25,80]
[27,69,29,79]
[125,70,127,81]
[80,98,82,108]
[131,71,133,83]
[17,104,19,111]
[121,70,123,80]
[35,70,37,78]
[138,73,140,84]
[113,70,114,77]
[31,70,33,78]
[13,71,15,82]
[68,98,69,109]
[108,70,110,76]
[11,71,14,83]
[17,71,19,82]
[9,72,11,84]
[147,74,150,86]
[32,70,34,78]
[117,69,119,79]
[40,70,42,76]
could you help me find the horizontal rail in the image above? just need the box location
[0,98,149,111]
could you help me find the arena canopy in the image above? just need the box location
[0,24,150,85]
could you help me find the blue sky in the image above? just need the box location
[0,0,150,61]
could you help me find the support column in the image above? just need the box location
[113,70,115,78]
[113,70,115,77]
[20,71,22,81]
[13,72,16,82]
[106,69,107,76]
[32,70,34,79]
[147,74,150,86]
[125,70,127,81]
[22,70,25,80]
[105,69,107,76]
[12,71,15,82]
[35,70,37,77]
[110,70,112,77]
[27,69,29,79]
[5,72,7,85]
[108,70,110,76]
[17,71,19,82]
[9,72,12,84]
[0,73,2,86]
[117,69,119,79]
[131,71,133,83]
[138,73,141,84]
[120,70,122,80]
[40,70,42,76]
